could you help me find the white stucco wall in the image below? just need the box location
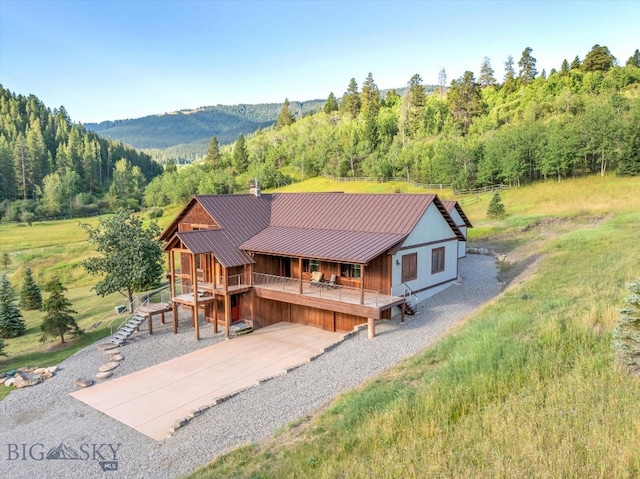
[390,203,460,304]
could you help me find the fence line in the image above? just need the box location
[323,174,508,196]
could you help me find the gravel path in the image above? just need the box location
[0,255,500,479]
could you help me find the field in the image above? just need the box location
[0,205,183,400]
[186,174,640,478]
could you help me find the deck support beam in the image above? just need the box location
[172,302,178,334]
[401,301,405,324]
[368,317,375,339]
[224,296,231,339]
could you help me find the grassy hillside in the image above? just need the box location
[189,174,640,478]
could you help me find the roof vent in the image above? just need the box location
[249,178,261,197]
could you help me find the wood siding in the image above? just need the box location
[178,202,219,232]
[250,294,368,332]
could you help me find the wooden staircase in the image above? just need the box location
[109,313,147,346]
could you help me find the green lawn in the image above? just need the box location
[0,206,182,400]
[187,174,640,478]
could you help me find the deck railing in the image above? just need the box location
[252,272,383,307]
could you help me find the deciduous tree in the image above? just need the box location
[81,210,164,312]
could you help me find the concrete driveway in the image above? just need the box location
[70,322,345,440]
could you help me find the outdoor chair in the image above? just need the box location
[327,274,337,288]
[310,271,324,287]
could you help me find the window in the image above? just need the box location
[340,263,361,279]
[401,253,417,283]
[303,259,320,273]
[432,247,445,274]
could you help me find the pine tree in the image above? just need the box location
[612,278,640,372]
[560,59,570,75]
[0,337,6,356]
[581,44,616,72]
[626,49,640,67]
[570,55,581,70]
[40,277,81,344]
[232,134,249,173]
[487,192,506,217]
[503,55,516,94]
[0,274,26,338]
[20,267,42,310]
[518,47,537,85]
[276,98,295,129]
[204,136,221,168]
[479,57,496,87]
[340,78,361,118]
[323,92,339,113]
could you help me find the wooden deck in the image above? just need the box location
[252,273,404,319]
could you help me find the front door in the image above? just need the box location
[230,294,240,322]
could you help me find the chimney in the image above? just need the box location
[250,178,261,197]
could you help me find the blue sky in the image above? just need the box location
[1,0,638,124]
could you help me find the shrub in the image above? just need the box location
[148,207,163,219]
[612,278,640,372]
[487,192,506,217]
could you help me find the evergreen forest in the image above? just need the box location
[0,86,163,220]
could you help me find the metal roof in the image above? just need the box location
[442,200,473,228]
[164,192,464,267]
[240,226,406,264]
[177,229,253,268]
[270,193,437,234]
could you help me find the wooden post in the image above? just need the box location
[401,302,405,324]
[172,302,178,334]
[213,297,218,334]
[368,317,375,339]
[191,253,198,329]
[298,257,303,294]
[224,295,231,339]
[148,314,153,334]
[169,250,175,299]
[223,267,228,292]
[360,266,365,305]
[194,304,200,340]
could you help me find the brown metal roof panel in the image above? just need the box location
[177,230,253,268]
[240,226,405,264]
[196,194,273,243]
[270,193,436,234]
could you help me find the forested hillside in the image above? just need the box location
[0,85,164,221]
[144,45,640,207]
[86,100,326,159]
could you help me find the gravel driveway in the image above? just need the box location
[0,254,500,479]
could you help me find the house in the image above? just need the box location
[442,200,473,258]
[159,192,468,340]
